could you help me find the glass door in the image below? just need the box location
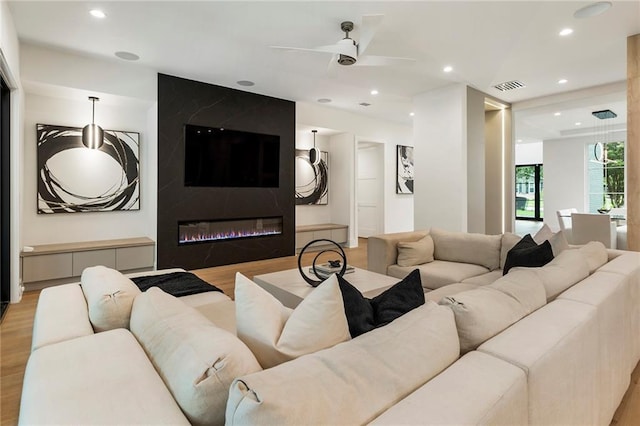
[515,164,543,221]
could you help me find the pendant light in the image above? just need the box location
[82,96,104,149]
[309,129,320,166]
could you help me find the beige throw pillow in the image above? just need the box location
[234,273,351,369]
[533,224,569,256]
[130,287,261,426]
[81,265,141,332]
[397,235,435,267]
[439,269,546,353]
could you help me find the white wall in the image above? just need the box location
[330,132,356,247]
[516,142,543,165]
[297,102,413,235]
[19,44,158,255]
[543,129,627,231]
[413,84,467,232]
[294,131,331,226]
[543,136,588,231]
[23,93,156,245]
[1,0,24,302]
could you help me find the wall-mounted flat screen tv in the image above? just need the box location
[184,124,280,188]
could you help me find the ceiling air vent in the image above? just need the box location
[493,80,526,92]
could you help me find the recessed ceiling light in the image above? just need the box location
[574,1,612,19]
[575,122,582,126]
[559,28,573,36]
[236,80,255,87]
[554,112,561,116]
[370,89,379,95]
[558,79,568,84]
[443,66,453,73]
[115,51,139,61]
[409,112,415,117]
[516,139,523,143]
[317,98,332,103]
[89,9,106,18]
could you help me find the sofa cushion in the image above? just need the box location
[338,269,425,337]
[503,234,554,275]
[478,300,599,425]
[389,260,489,290]
[130,287,261,426]
[31,283,94,351]
[430,228,502,270]
[226,302,459,426]
[524,248,590,301]
[439,269,546,353]
[234,272,350,368]
[19,329,190,425]
[396,235,434,267]
[370,351,528,426]
[500,232,522,269]
[425,283,479,303]
[576,241,608,273]
[461,270,503,286]
[80,265,142,332]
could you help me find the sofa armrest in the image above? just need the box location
[31,284,94,352]
[367,230,429,275]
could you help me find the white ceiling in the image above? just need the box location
[7,1,640,142]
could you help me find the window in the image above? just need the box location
[515,164,543,220]
[587,141,625,213]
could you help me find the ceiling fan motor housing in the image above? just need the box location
[338,54,356,65]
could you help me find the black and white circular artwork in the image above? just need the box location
[295,149,328,205]
[37,124,140,214]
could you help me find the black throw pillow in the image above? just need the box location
[338,269,425,338]
[503,234,554,275]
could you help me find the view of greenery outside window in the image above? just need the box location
[515,164,543,220]
[587,141,625,213]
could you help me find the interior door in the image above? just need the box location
[357,142,383,237]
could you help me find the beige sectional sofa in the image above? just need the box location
[20,228,640,425]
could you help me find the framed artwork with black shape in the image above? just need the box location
[396,145,414,194]
[37,124,140,214]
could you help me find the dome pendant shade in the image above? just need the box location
[82,123,104,150]
[309,129,320,165]
[82,96,104,149]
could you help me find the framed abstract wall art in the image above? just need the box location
[37,124,140,214]
[295,149,328,205]
[396,145,414,194]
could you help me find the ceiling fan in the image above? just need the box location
[270,15,416,67]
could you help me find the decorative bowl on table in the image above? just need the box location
[597,207,611,214]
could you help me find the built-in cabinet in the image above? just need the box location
[21,237,155,289]
[295,224,348,251]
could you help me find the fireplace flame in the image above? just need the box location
[179,218,282,244]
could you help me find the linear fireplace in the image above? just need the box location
[179,217,283,245]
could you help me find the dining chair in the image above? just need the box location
[556,208,577,243]
[571,213,617,248]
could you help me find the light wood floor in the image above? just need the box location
[1,238,639,425]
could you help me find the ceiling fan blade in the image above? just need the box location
[271,43,355,57]
[358,14,384,56]
[355,55,416,67]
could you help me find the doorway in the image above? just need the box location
[515,164,543,221]
[1,76,9,321]
[356,141,384,237]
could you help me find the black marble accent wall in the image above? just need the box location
[157,73,295,270]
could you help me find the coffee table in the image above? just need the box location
[252,267,399,308]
